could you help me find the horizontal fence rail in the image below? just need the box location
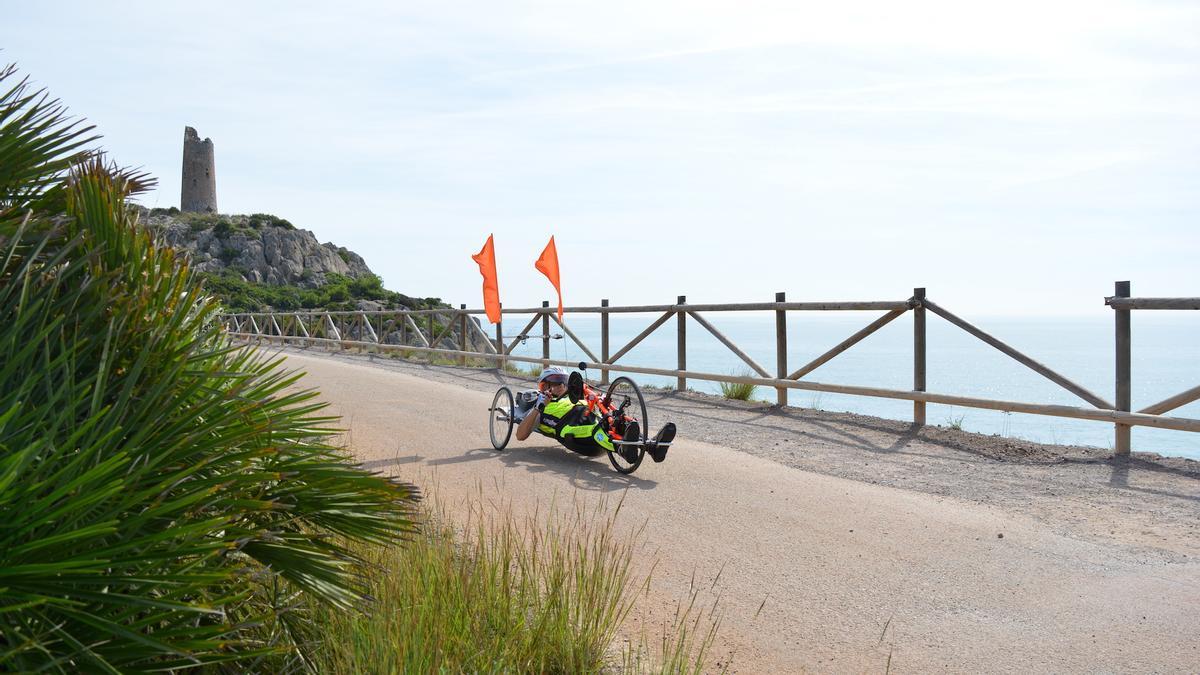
[1105,298,1200,311]
[220,282,1199,456]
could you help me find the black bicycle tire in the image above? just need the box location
[605,377,647,474]
[490,387,514,450]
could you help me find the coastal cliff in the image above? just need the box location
[140,208,490,352]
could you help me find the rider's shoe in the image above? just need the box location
[648,422,676,463]
[622,420,640,443]
[619,420,641,463]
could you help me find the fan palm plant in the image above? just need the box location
[0,63,418,672]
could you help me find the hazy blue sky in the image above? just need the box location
[4,1,1197,316]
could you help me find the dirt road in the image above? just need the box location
[280,349,1199,673]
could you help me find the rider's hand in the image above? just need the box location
[536,392,549,410]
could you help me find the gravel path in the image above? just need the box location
[273,345,1200,673]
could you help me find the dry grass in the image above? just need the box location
[301,488,724,673]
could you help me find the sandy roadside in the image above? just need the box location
[275,346,1200,673]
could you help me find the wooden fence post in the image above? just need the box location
[776,292,788,406]
[601,299,610,385]
[914,287,927,426]
[677,295,687,391]
[1114,280,1131,457]
[400,311,407,348]
[495,303,504,372]
[458,304,467,365]
[361,314,368,354]
[542,300,550,368]
[428,314,435,352]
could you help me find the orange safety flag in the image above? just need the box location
[534,236,563,321]
[471,234,502,324]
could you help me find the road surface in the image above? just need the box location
[282,349,1199,673]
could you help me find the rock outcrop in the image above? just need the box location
[144,210,371,288]
[140,208,492,353]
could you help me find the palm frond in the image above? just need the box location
[0,63,99,223]
[0,64,419,672]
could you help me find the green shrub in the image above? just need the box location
[213,217,239,238]
[0,64,418,671]
[248,212,295,229]
[182,211,218,228]
[197,270,418,313]
[349,272,385,297]
[180,213,256,238]
[218,243,241,263]
[719,372,758,401]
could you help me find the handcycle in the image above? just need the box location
[488,362,659,474]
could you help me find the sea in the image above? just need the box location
[503,312,1200,461]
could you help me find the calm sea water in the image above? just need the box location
[504,312,1200,460]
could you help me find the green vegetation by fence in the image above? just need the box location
[202,269,424,312]
[720,371,760,401]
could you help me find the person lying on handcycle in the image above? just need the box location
[514,366,675,463]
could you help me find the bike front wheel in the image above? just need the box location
[605,376,648,474]
[489,387,514,450]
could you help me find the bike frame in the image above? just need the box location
[576,383,636,444]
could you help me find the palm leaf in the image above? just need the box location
[0,63,420,672]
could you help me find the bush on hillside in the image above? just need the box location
[199,269,433,312]
[247,212,295,229]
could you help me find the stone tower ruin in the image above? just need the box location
[181,126,217,213]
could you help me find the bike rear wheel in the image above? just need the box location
[489,387,514,450]
[605,377,648,474]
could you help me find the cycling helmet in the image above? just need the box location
[537,366,568,387]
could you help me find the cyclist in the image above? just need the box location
[514,366,675,463]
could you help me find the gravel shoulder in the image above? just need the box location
[289,345,1199,561]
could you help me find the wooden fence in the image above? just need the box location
[220,282,1200,456]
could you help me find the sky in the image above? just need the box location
[4,0,1198,316]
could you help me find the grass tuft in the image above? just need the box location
[622,575,726,674]
[501,361,542,378]
[719,372,758,401]
[295,489,720,672]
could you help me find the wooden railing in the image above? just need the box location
[220,282,1200,456]
[1105,282,1200,454]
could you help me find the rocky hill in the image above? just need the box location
[141,207,491,353]
[144,209,373,288]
